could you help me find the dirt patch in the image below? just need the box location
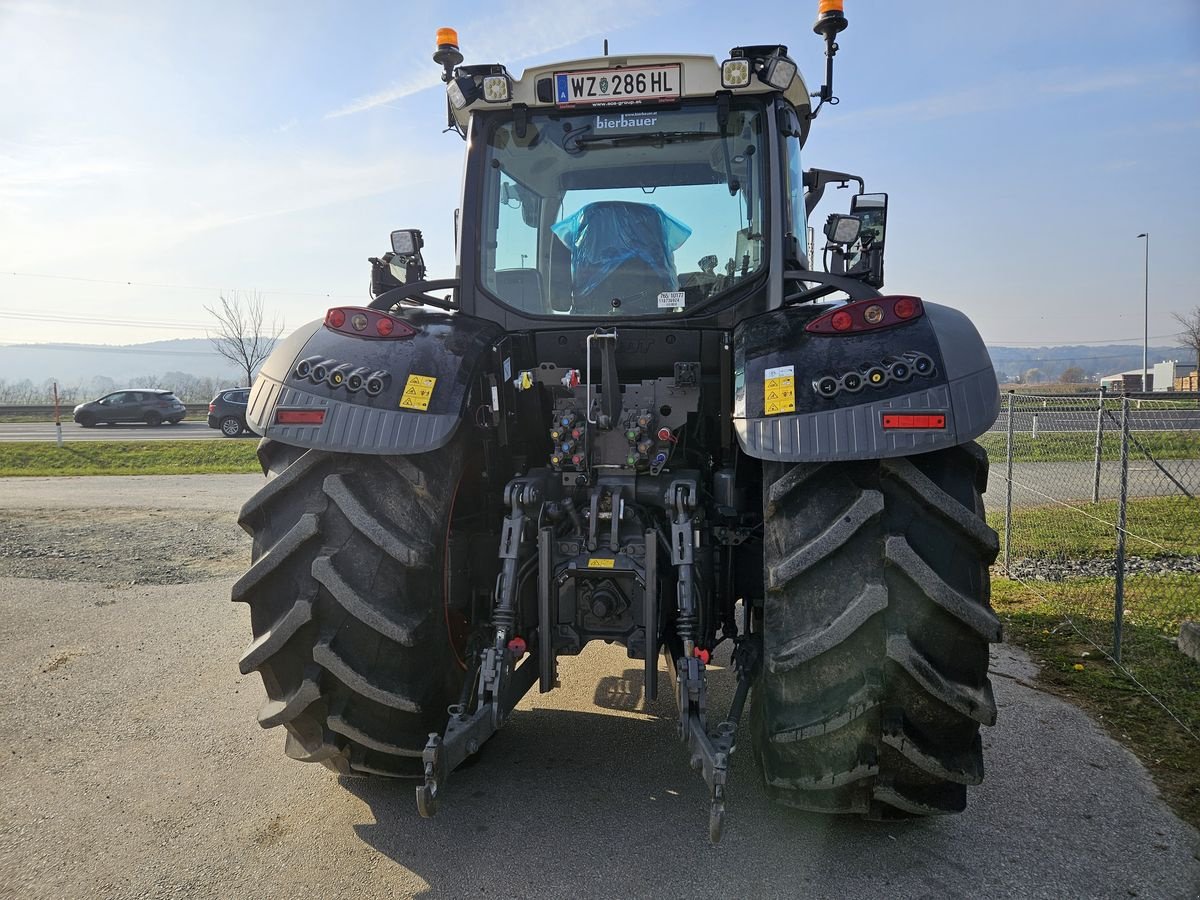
[0,507,250,584]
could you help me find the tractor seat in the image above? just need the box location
[552,201,692,314]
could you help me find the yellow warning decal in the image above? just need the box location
[587,557,617,569]
[399,374,437,411]
[763,364,796,416]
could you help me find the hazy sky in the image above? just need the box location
[1,0,1197,348]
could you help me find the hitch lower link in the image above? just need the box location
[416,475,544,818]
[669,482,761,844]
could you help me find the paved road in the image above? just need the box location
[0,421,247,442]
[995,408,1200,433]
[0,475,1197,899]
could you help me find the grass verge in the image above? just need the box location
[977,430,1200,463]
[0,440,262,476]
[988,496,1200,559]
[991,575,1200,830]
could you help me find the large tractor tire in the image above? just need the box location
[233,435,484,778]
[752,442,1001,818]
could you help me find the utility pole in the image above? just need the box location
[1137,232,1149,391]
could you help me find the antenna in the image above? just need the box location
[603,38,609,56]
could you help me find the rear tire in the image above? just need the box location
[751,442,1001,817]
[144,412,162,426]
[220,416,242,437]
[234,434,484,777]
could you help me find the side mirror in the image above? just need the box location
[848,192,887,287]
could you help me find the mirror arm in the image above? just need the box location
[781,269,882,304]
[369,278,461,312]
[803,168,864,216]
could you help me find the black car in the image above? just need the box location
[208,388,253,437]
[73,389,186,427]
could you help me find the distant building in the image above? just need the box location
[1099,369,1152,392]
[1151,360,1193,392]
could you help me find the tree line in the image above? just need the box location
[0,372,229,406]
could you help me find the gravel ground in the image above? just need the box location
[1006,555,1200,582]
[0,508,247,584]
[1,475,1198,899]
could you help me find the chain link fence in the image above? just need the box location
[984,390,1200,737]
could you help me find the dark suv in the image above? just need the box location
[208,388,253,437]
[73,389,186,427]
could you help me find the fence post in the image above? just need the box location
[1113,396,1131,663]
[1092,385,1106,503]
[1004,392,1015,576]
[52,382,63,448]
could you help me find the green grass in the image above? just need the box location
[0,440,262,476]
[991,576,1200,829]
[988,496,1200,559]
[978,430,1200,463]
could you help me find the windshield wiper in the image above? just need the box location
[570,130,719,149]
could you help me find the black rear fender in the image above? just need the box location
[734,300,998,462]
[246,310,503,454]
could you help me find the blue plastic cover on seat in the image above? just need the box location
[551,201,692,306]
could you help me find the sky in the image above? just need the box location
[1,0,1198,351]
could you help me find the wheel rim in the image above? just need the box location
[221,418,241,436]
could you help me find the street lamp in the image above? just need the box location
[1137,233,1149,391]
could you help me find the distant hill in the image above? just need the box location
[986,344,1190,383]
[0,338,239,384]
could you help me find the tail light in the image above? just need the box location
[209,403,216,413]
[806,296,924,335]
[324,306,416,339]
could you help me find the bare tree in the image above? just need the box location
[205,291,283,387]
[1060,365,1087,384]
[1173,306,1200,392]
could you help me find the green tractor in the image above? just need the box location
[234,2,1001,841]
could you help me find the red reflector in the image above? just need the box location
[894,297,918,319]
[275,409,326,425]
[376,316,394,336]
[882,413,946,430]
[326,308,346,328]
[830,310,853,331]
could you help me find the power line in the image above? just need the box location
[3,270,358,300]
[0,310,212,332]
[0,343,219,357]
[984,333,1180,346]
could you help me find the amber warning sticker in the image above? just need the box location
[399,374,437,411]
[764,365,796,416]
[587,557,617,569]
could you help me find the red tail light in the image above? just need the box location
[806,296,924,335]
[208,403,215,413]
[324,307,415,339]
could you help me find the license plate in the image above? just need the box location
[554,64,681,108]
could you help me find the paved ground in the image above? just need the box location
[0,474,1198,899]
[0,421,240,442]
